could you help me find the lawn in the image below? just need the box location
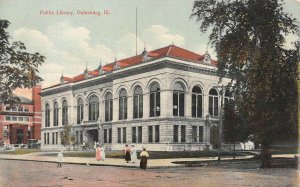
[0,149,41,155]
[41,149,252,159]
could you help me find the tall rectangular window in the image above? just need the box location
[181,125,186,142]
[138,126,142,143]
[122,127,126,143]
[192,126,197,142]
[104,129,108,143]
[109,128,112,143]
[44,133,46,144]
[199,126,204,143]
[47,133,49,144]
[52,132,54,144]
[56,132,58,144]
[132,127,136,143]
[155,125,160,142]
[173,125,179,142]
[148,126,153,143]
[117,128,121,143]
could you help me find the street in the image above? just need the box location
[0,160,298,187]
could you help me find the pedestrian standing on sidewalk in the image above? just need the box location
[57,150,64,168]
[139,148,149,170]
[95,145,102,161]
[124,144,131,163]
[130,144,137,163]
[101,145,106,161]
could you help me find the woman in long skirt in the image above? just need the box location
[130,144,137,163]
[139,148,149,170]
[124,144,131,163]
[95,146,101,161]
[101,145,106,161]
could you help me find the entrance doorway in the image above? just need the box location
[86,129,98,148]
[16,129,24,144]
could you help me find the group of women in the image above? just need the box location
[94,144,149,170]
[124,144,149,170]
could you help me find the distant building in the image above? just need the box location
[0,86,42,145]
[41,45,231,151]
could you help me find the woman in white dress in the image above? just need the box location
[130,144,137,163]
[101,145,106,161]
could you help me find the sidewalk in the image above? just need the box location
[0,152,297,168]
[0,152,254,168]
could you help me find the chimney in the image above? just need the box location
[32,85,42,113]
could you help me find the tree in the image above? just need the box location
[60,124,76,147]
[223,100,249,159]
[192,0,299,167]
[0,20,45,105]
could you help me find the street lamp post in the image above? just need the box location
[205,115,211,150]
[213,85,225,166]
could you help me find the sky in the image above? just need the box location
[0,0,299,89]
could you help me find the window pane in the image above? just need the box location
[199,126,204,143]
[105,101,109,121]
[124,98,127,119]
[104,129,107,143]
[122,127,126,143]
[156,92,160,116]
[179,92,185,116]
[139,95,143,118]
[173,125,178,142]
[192,94,196,117]
[192,126,197,142]
[209,97,213,116]
[110,100,113,121]
[132,127,136,143]
[119,98,123,120]
[197,95,202,118]
[181,125,186,142]
[214,97,219,117]
[118,128,121,143]
[133,96,138,118]
[173,92,178,116]
[155,125,160,142]
[109,129,112,143]
[138,126,142,143]
[150,93,154,117]
[148,126,153,143]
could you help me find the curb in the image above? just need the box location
[0,157,184,169]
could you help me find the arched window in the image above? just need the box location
[77,98,84,124]
[209,89,219,117]
[133,86,143,119]
[173,82,185,116]
[89,95,99,121]
[119,89,127,120]
[149,82,160,117]
[45,104,50,127]
[192,86,203,118]
[53,102,59,126]
[105,92,113,121]
[62,100,68,125]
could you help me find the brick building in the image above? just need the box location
[0,86,42,145]
[41,45,231,151]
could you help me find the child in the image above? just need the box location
[57,150,64,168]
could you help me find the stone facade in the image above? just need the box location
[41,46,230,151]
